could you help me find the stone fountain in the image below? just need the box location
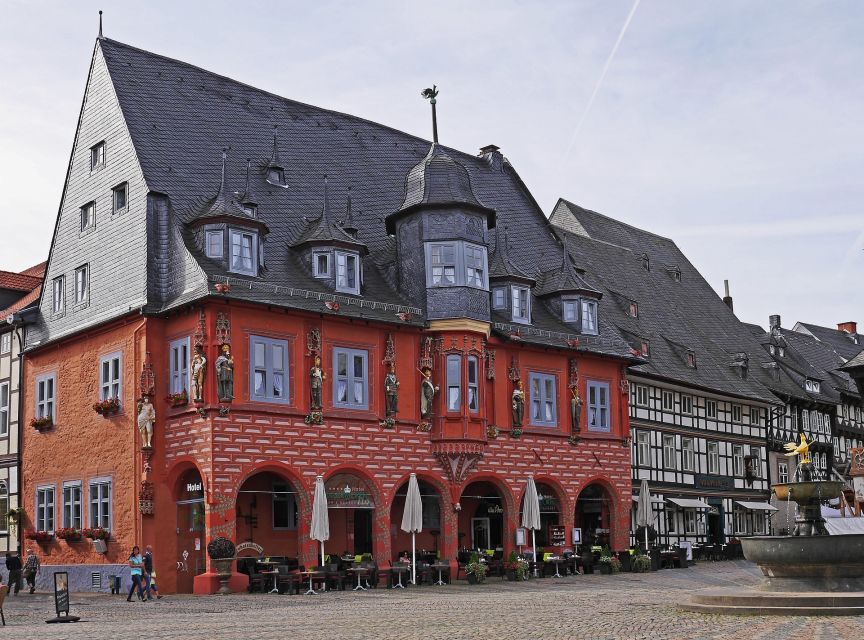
[683,435,864,615]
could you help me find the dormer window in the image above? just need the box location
[267,167,284,185]
[563,300,578,323]
[243,204,257,218]
[492,287,506,309]
[769,345,776,355]
[335,250,360,294]
[581,299,598,335]
[687,351,696,368]
[629,301,638,318]
[640,253,650,271]
[313,251,331,278]
[641,340,650,357]
[424,241,488,290]
[778,347,785,357]
[511,286,530,324]
[805,379,821,393]
[205,229,224,258]
[229,228,257,276]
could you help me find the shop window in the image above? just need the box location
[586,380,610,432]
[529,372,557,427]
[250,335,288,403]
[333,347,368,409]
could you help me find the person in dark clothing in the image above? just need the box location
[142,545,157,600]
[5,552,22,595]
[23,548,40,593]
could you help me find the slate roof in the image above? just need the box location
[535,233,602,298]
[550,199,785,404]
[794,322,864,361]
[840,350,864,372]
[778,328,860,401]
[94,38,632,359]
[291,178,366,252]
[488,226,534,283]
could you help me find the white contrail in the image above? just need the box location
[561,0,642,165]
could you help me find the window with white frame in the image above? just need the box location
[313,251,331,278]
[732,405,742,422]
[205,230,224,259]
[511,286,530,323]
[492,287,506,309]
[802,411,810,430]
[0,333,10,355]
[52,276,64,315]
[169,337,190,395]
[636,431,650,466]
[663,434,676,469]
[425,241,488,290]
[62,482,82,529]
[681,437,695,472]
[563,299,578,323]
[272,481,297,529]
[36,373,56,420]
[89,478,111,530]
[681,395,693,415]
[733,509,747,535]
[74,264,89,305]
[90,141,105,169]
[0,382,8,436]
[529,372,557,427]
[80,201,95,231]
[229,228,257,276]
[706,399,717,419]
[37,485,55,532]
[635,385,649,407]
[100,352,122,401]
[580,299,598,335]
[335,250,360,294]
[446,354,461,412]
[250,335,288,403]
[707,442,720,474]
[733,445,745,476]
[587,381,610,432]
[333,347,368,409]
[750,406,761,426]
[467,356,479,413]
[662,390,674,411]
[684,509,697,535]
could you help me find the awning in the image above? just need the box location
[631,495,665,503]
[667,497,710,510]
[735,501,778,512]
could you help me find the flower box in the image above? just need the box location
[83,527,110,541]
[25,529,54,543]
[30,416,53,431]
[166,391,188,408]
[56,527,84,542]
[93,397,121,416]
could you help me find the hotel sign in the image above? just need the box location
[694,474,733,491]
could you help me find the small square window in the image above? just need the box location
[267,167,284,184]
[80,202,95,232]
[90,142,105,170]
[74,265,89,305]
[313,252,331,278]
[112,183,128,212]
[492,287,506,310]
[243,204,257,218]
[205,230,224,258]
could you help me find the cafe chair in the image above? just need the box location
[277,565,302,595]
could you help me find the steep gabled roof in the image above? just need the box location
[0,270,42,293]
[794,322,863,361]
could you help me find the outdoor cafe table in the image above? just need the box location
[389,565,410,589]
[301,569,327,595]
[256,561,279,593]
[350,566,370,591]
[548,558,567,578]
[429,562,450,586]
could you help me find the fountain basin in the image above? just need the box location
[772,481,843,503]
[741,534,864,592]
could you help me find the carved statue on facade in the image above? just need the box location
[384,364,400,416]
[570,386,583,433]
[215,344,234,402]
[137,396,156,449]
[310,355,325,410]
[419,366,438,420]
[191,345,207,403]
[511,380,525,428]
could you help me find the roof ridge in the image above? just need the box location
[559,198,678,246]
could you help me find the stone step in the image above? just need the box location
[680,602,864,616]
[691,591,864,608]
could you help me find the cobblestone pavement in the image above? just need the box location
[4,561,864,639]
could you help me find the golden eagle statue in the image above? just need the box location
[784,432,811,465]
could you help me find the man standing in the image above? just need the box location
[142,545,154,600]
[5,552,22,595]
[23,548,40,594]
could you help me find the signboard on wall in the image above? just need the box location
[572,528,582,545]
[236,541,264,556]
[695,474,734,490]
[516,527,526,546]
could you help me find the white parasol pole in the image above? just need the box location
[321,541,325,568]
[532,529,537,564]
[412,532,417,585]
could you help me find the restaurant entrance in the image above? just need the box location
[390,478,442,560]
[575,483,612,548]
[325,473,374,556]
[460,481,505,551]
[175,469,206,594]
[520,483,562,547]
[235,471,301,558]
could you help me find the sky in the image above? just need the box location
[0,0,861,330]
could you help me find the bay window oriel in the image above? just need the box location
[446,355,461,412]
[424,241,488,290]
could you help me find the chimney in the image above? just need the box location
[722,279,734,311]
[838,321,858,335]
[479,144,503,171]
[769,315,781,331]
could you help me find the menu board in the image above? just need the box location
[548,525,566,547]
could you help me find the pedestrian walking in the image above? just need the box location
[5,552,22,595]
[147,569,162,600]
[127,546,146,602]
[142,545,162,600]
[23,548,40,593]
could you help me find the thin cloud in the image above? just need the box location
[674,214,863,239]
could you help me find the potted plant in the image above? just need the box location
[55,527,83,542]
[93,397,121,416]
[166,390,189,408]
[83,527,110,540]
[632,554,652,573]
[465,552,487,585]
[30,416,53,431]
[207,536,237,595]
[24,529,53,544]
[505,551,530,581]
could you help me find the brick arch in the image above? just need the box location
[166,458,208,501]
[236,461,311,514]
[323,463,384,508]
[460,472,517,517]
[513,475,570,520]
[573,475,626,549]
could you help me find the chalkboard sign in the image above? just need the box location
[54,572,69,616]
